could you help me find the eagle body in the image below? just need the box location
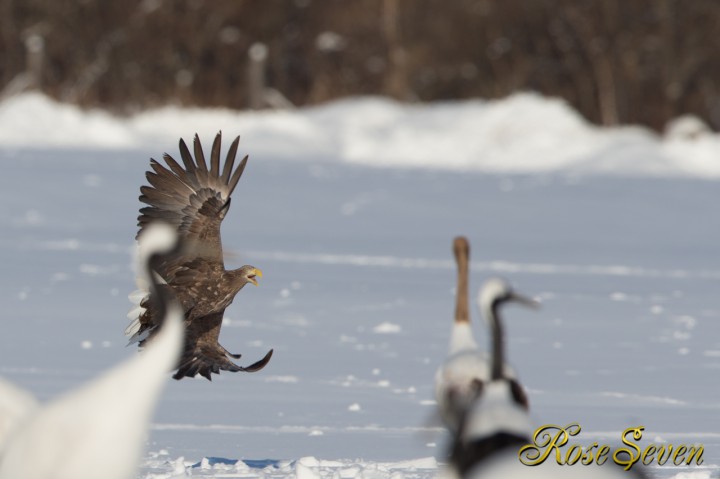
[142,262,253,321]
[126,132,273,381]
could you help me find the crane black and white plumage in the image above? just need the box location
[434,240,528,433]
[0,223,185,479]
[450,279,646,479]
[449,277,538,474]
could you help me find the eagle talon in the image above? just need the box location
[239,349,274,373]
[220,344,242,359]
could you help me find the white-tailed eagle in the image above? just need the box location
[125,132,273,380]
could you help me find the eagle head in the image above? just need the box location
[240,265,263,287]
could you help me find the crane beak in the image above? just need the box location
[510,292,540,309]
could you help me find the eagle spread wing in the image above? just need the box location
[137,132,247,270]
[127,132,272,380]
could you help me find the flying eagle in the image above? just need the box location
[125,132,273,381]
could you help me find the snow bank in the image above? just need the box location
[140,454,439,479]
[1,91,719,178]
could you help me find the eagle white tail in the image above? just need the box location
[125,225,174,343]
[124,293,146,337]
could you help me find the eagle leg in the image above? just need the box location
[172,347,273,380]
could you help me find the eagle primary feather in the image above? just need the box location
[128,132,273,381]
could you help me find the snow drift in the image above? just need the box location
[0,92,719,178]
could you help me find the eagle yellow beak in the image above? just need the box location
[248,268,262,286]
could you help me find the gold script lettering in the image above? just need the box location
[613,426,644,471]
[518,423,581,466]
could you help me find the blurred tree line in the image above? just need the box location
[1,0,719,131]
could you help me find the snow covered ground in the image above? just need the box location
[0,92,719,478]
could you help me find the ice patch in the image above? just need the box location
[13,209,44,226]
[41,239,80,251]
[668,472,713,479]
[340,191,386,216]
[154,455,439,479]
[372,322,402,334]
[264,375,299,384]
[673,315,697,330]
[82,174,102,188]
[50,272,69,282]
[79,263,119,276]
[650,305,665,315]
[610,292,628,301]
[296,457,321,479]
[601,391,686,406]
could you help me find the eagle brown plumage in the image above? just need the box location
[125,132,273,381]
